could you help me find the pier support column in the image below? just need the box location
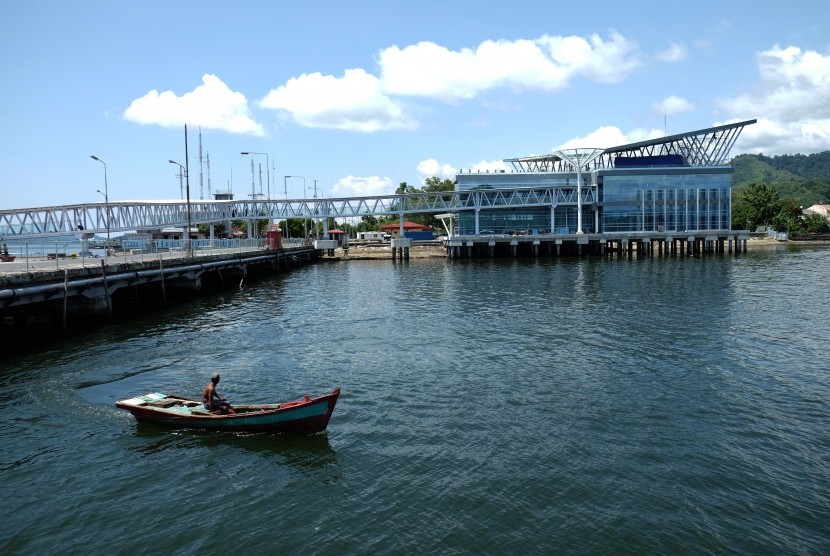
[577,235,588,257]
[488,241,495,257]
[391,238,413,261]
[510,240,518,257]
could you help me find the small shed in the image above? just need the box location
[328,229,348,247]
[380,221,434,240]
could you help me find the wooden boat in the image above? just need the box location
[116,387,340,433]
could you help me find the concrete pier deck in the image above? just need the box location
[446,230,750,258]
[1,245,318,334]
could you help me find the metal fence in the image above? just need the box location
[0,238,313,273]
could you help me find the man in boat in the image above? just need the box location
[202,372,236,414]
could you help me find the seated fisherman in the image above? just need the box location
[201,372,236,414]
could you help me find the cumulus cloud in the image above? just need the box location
[379,32,641,101]
[653,95,695,116]
[329,175,397,197]
[718,44,830,153]
[257,32,640,131]
[729,117,830,155]
[655,42,687,62]
[417,158,457,179]
[124,74,264,135]
[469,159,511,173]
[258,69,416,132]
[555,126,664,150]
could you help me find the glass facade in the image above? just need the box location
[453,167,732,235]
[457,206,595,235]
[600,170,731,233]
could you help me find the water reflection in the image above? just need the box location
[131,422,338,471]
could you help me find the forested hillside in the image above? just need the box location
[731,151,830,206]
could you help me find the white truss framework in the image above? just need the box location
[506,119,756,172]
[554,149,604,234]
[0,186,598,238]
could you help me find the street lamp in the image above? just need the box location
[90,155,111,253]
[169,160,189,248]
[169,159,184,199]
[240,152,270,199]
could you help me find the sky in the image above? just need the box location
[2,0,829,210]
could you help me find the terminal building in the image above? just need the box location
[453,119,756,255]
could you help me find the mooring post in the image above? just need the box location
[158,255,167,307]
[100,259,113,323]
[63,269,68,332]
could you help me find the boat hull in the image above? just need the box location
[116,388,340,434]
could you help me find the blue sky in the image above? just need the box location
[2,0,829,210]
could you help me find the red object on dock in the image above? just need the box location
[265,224,282,250]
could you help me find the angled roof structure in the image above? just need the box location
[505,119,757,173]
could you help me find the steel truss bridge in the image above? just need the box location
[0,186,596,239]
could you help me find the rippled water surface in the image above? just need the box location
[2,247,829,554]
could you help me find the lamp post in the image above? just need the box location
[90,155,111,254]
[169,159,184,199]
[169,160,189,248]
[173,124,193,257]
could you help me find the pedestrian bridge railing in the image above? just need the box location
[0,186,597,238]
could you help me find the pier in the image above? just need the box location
[0,244,317,335]
[445,230,750,258]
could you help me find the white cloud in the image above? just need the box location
[653,95,695,116]
[555,126,664,150]
[655,42,687,62]
[330,175,397,197]
[124,74,264,136]
[379,32,641,101]
[417,158,457,179]
[255,32,640,133]
[469,159,510,173]
[717,44,830,153]
[729,117,830,155]
[258,69,416,132]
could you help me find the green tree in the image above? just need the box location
[396,181,420,195]
[197,223,226,237]
[772,199,805,234]
[423,176,455,192]
[731,183,781,230]
[356,215,379,232]
[803,213,830,234]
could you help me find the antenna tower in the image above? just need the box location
[198,127,204,200]
[206,152,212,198]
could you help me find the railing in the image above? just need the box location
[0,238,313,273]
[0,186,598,238]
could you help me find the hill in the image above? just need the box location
[731,151,830,206]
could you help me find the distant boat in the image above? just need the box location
[116,388,341,434]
